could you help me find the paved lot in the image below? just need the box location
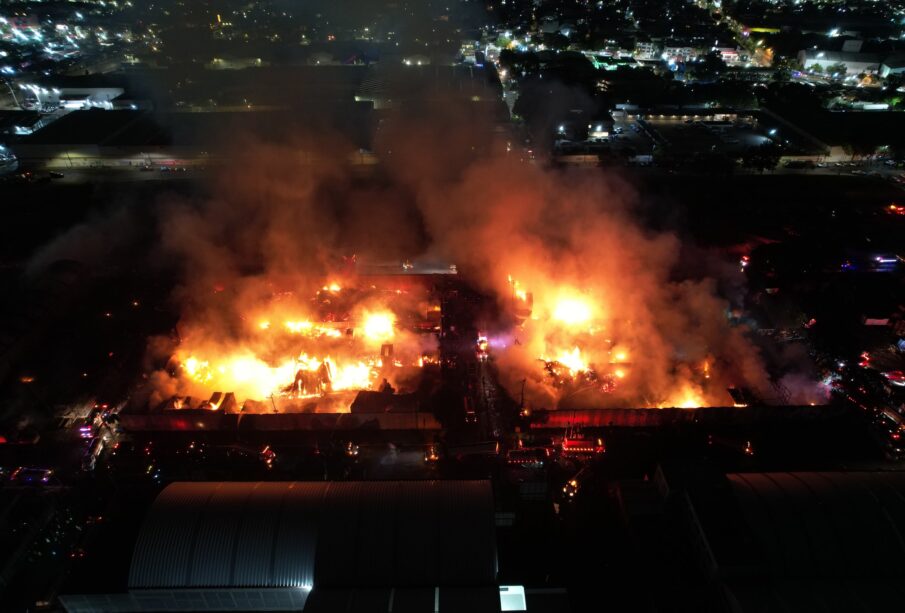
[644,117,771,154]
[612,116,655,156]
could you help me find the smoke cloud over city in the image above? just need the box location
[29,108,808,410]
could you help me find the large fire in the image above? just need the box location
[179,351,377,401]
[30,108,824,417]
[552,296,594,326]
[157,281,436,410]
[362,311,395,342]
[499,275,741,409]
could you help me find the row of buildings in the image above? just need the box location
[799,50,905,78]
[635,38,743,64]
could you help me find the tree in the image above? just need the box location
[825,62,847,78]
[685,52,727,81]
[890,144,905,163]
[694,82,757,108]
[652,144,677,168]
[541,32,570,51]
[852,142,877,160]
[840,142,875,161]
[772,57,801,82]
[810,64,823,75]
[696,150,739,174]
[498,49,539,78]
[884,73,905,90]
[773,66,791,82]
[742,143,782,172]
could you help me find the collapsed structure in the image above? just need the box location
[148,264,449,415]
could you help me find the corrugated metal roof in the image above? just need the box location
[726,471,905,579]
[129,481,496,590]
[802,50,885,64]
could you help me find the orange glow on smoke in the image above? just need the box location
[552,296,593,326]
[550,347,588,375]
[282,320,343,338]
[661,386,706,409]
[503,272,735,409]
[361,310,395,342]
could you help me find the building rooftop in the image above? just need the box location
[778,110,905,147]
[676,470,905,612]
[800,50,885,64]
[61,480,500,612]
[881,54,905,69]
[0,110,43,134]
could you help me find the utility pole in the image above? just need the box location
[1,79,23,110]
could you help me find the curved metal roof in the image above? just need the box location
[727,471,905,578]
[129,481,496,590]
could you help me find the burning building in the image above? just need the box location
[149,267,446,414]
[27,106,821,420]
[490,275,731,409]
[398,145,816,410]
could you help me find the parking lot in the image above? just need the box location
[611,116,655,157]
[642,116,771,155]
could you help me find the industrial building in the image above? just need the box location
[879,54,905,79]
[59,480,515,612]
[617,466,905,613]
[797,48,885,76]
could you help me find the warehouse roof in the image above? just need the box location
[726,471,905,578]
[800,50,885,64]
[653,469,905,613]
[129,481,497,591]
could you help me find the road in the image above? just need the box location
[51,167,206,184]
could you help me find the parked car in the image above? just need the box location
[8,467,54,485]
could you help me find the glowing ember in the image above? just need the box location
[282,321,343,338]
[284,320,313,333]
[677,396,701,409]
[662,387,706,409]
[553,347,587,375]
[183,357,212,383]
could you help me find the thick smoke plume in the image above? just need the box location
[142,135,435,408]
[375,111,779,407]
[29,107,807,409]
